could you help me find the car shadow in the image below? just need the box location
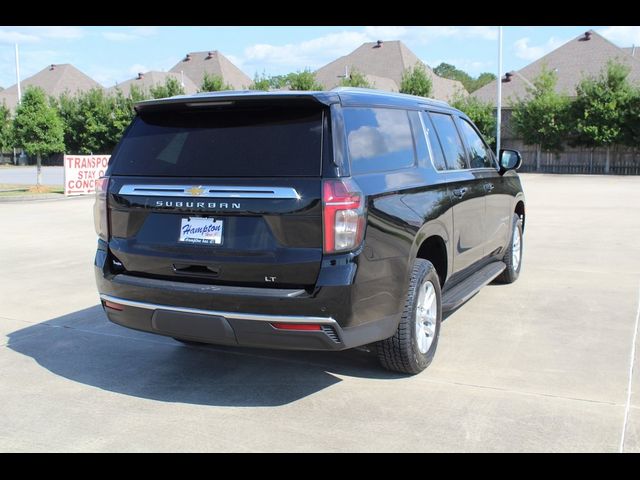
[6,306,408,407]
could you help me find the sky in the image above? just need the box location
[1,26,639,89]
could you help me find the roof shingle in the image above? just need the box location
[0,64,100,111]
[472,30,640,105]
[169,51,251,90]
[107,71,199,97]
[314,41,467,101]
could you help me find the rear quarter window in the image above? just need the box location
[343,107,416,175]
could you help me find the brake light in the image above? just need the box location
[94,177,109,241]
[322,178,365,254]
[103,300,123,311]
[271,323,322,331]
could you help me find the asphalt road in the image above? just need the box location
[0,166,64,186]
[0,174,639,452]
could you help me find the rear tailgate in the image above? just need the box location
[106,102,326,288]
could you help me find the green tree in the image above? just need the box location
[286,69,323,91]
[0,103,12,164]
[339,68,371,88]
[268,75,289,89]
[250,72,271,91]
[450,94,497,148]
[569,60,633,172]
[433,62,496,93]
[473,72,497,92]
[12,87,64,185]
[200,73,232,92]
[128,84,148,103]
[511,66,570,169]
[400,64,433,97]
[150,76,185,99]
[621,87,640,147]
[108,89,137,149]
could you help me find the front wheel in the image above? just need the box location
[377,259,442,374]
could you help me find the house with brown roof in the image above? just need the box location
[472,30,640,106]
[169,51,251,90]
[107,71,199,97]
[0,63,100,111]
[314,40,467,101]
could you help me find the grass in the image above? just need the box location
[0,184,64,197]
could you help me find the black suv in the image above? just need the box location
[94,88,525,374]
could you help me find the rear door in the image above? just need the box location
[106,102,327,289]
[427,111,486,276]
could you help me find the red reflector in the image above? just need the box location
[104,300,124,311]
[271,323,322,331]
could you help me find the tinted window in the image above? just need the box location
[111,107,322,177]
[421,112,447,171]
[459,118,494,169]
[429,112,467,170]
[344,108,416,174]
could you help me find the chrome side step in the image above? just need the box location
[442,261,506,312]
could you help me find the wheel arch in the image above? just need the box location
[412,221,451,288]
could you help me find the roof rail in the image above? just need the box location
[330,87,450,107]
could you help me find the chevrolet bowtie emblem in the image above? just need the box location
[186,186,205,196]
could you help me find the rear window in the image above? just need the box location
[111,106,323,177]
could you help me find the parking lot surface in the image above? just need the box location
[0,174,639,452]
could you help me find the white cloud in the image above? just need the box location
[32,26,85,39]
[103,27,159,42]
[513,36,565,61]
[103,32,138,42]
[368,26,498,44]
[239,26,500,76]
[131,26,158,37]
[0,26,84,45]
[599,26,640,46]
[0,29,40,44]
[244,31,370,70]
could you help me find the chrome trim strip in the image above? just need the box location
[100,294,337,325]
[118,185,301,199]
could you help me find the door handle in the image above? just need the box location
[484,183,495,192]
[452,187,468,198]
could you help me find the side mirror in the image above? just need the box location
[499,149,522,174]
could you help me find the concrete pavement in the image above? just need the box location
[0,174,639,452]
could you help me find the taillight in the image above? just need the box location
[322,178,365,254]
[94,176,109,241]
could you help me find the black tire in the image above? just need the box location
[173,337,207,346]
[377,259,442,375]
[495,213,523,284]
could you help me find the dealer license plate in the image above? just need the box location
[179,217,223,245]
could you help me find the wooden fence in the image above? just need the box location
[503,140,640,175]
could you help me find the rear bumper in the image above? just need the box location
[95,247,400,351]
[100,294,349,350]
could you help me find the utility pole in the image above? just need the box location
[14,43,22,166]
[496,26,503,159]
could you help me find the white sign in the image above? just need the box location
[64,155,111,196]
[179,217,223,245]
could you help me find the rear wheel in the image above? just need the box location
[377,259,442,374]
[495,213,523,284]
